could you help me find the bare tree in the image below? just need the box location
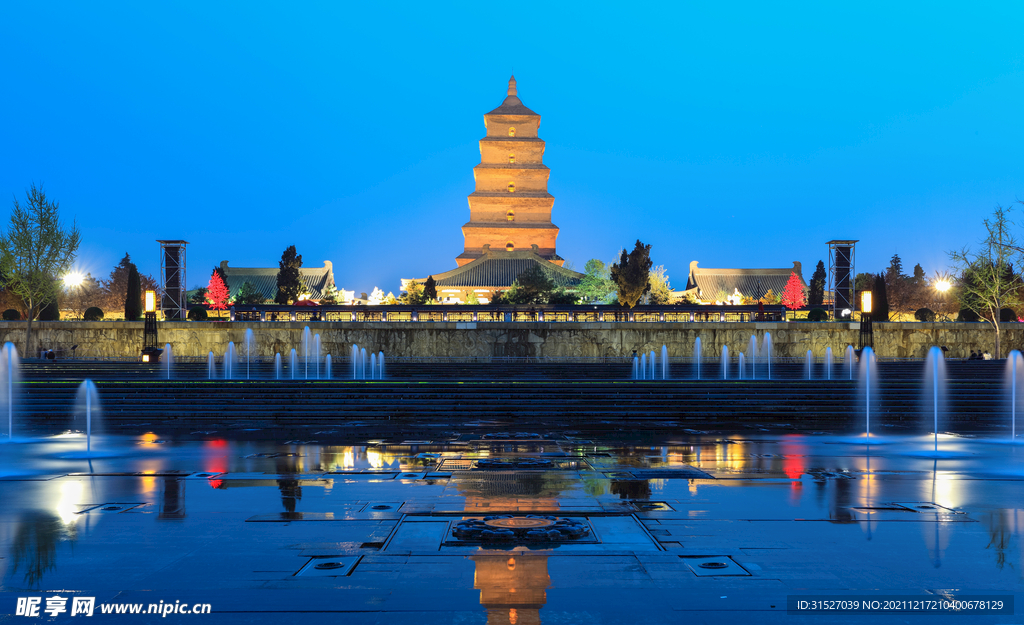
[948,205,1021,358]
[0,185,80,354]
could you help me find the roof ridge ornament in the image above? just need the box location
[508,75,517,96]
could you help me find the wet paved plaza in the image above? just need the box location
[2,428,1023,623]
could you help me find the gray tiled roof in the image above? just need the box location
[486,95,537,117]
[685,261,805,300]
[220,260,335,301]
[426,250,583,289]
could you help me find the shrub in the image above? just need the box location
[2,309,20,321]
[914,308,936,322]
[187,306,209,321]
[1001,308,1017,322]
[957,308,980,322]
[806,308,828,322]
[38,300,60,321]
[84,307,104,321]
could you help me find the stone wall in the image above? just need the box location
[1,321,1021,360]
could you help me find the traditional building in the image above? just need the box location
[220,260,340,302]
[682,260,806,303]
[406,76,583,302]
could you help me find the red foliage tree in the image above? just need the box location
[206,271,230,310]
[781,272,806,309]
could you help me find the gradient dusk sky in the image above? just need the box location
[2,2,1022,294]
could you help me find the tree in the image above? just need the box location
[578,259,616,303]
[63,273,102,320]
[423,276,437,301]
[464,290,480,305]
[514,265,555,304]
[871,273,890,322]
[234,281,264,305]
[949,205,1022,358]
[101,254,156,313]
[648,265,672,304]
[189,286,208,305]
[206,271,230,310]
[320,283,340,305]
[384,291,398,305]
[124,264,142,320]
[401,281,427,305]
[808,260,826,308]
[548,287,578,305]
[610,240,652,308]
[0,185,80,352]
[781,272,806,309]
[275,245,302,305]
[885,253,912,315]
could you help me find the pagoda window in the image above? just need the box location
[506,241,515,251]
[507,182,515,193]
[506,210,515,222]
[508,127,516,137]
[508,154,515,164]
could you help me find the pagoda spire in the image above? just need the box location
[507,75,517,96]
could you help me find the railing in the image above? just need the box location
[212,304,791,323]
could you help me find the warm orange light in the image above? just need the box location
[142,354,150,363]
[145,290,156,313]
[861,291,872,314]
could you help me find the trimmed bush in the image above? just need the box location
[84,307,104,321]
[2,309,20,321]
[806,308,828,322]
[187,306,209,321]
[957,308,980,322]
[1001,308,1017,322]
[38,300,60,321]
[914,308,936,322]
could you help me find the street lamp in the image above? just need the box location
[859,291,873,349]
[141,289,162,363]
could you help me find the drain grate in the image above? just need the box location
[437,459,474,471]
[631,501,675,512]
[78,503,145,514]
[681,556,750,577]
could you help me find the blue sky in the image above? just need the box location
[1,2,1022,295]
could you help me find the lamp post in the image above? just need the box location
[859,291,873,349]
[141,290,163,363]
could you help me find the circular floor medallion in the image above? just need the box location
[484,518,555,530]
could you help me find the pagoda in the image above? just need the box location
[458,75,562,267]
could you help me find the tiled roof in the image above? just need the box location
[423,250,583,289]
[685,261,805,300]
[486,95,538,117]
[220,260,335,301]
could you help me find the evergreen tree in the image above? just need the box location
[610,240,653,308]
[578,259,616,303]
[212,265,227,285]
[275,245,302,305]
[234,281,264,305]
[401,281,427,305]
[781,272,806,309]
[648,265,672,304]
[808,260,826,308]
[514,265,554,304]
[124,263,142,320]
[464,290,480,305]
[872,273,890,321]
[423,276,437,301]
[206,271,230,310]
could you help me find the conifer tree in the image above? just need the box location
[423,276,437,301]
[610,240,653,308]
[275,245,302,305]
[872,273,890,321]
[124,264,142,320]
[206,271,230,310]
[781,272,806,309]
[808,260,826,308]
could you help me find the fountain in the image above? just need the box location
[1006,350,1023,441]
[825,347,833,380]
[749,335,757,379]
[1,343,19,440]
[302,326,311,379]
[924,346,947,453]
[859,346,877,439]
[370,353,377,380]
[360,348,367,380]
[244,328,255,380]
[694,337,702,380]
[632,356,639,380]
[846,345,855,380]
[207,351,215,380]
[314,334,321,379]
[640,353,647,380]
[378,352,385,379]
[351,344,359,380]
[290,349,298,380]
[738,352,745,380]
[275,353,282,380]
[661,345,668,380]
[805,350,813,380]
[75,380,99,454]
[325,354,332,380]
[224,342,235,380]
[164,343,174,380]
[721,345,729,380]
[762,333,773,380]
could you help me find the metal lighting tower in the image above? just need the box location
[827,240,858,319]
[158,240,189,320]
